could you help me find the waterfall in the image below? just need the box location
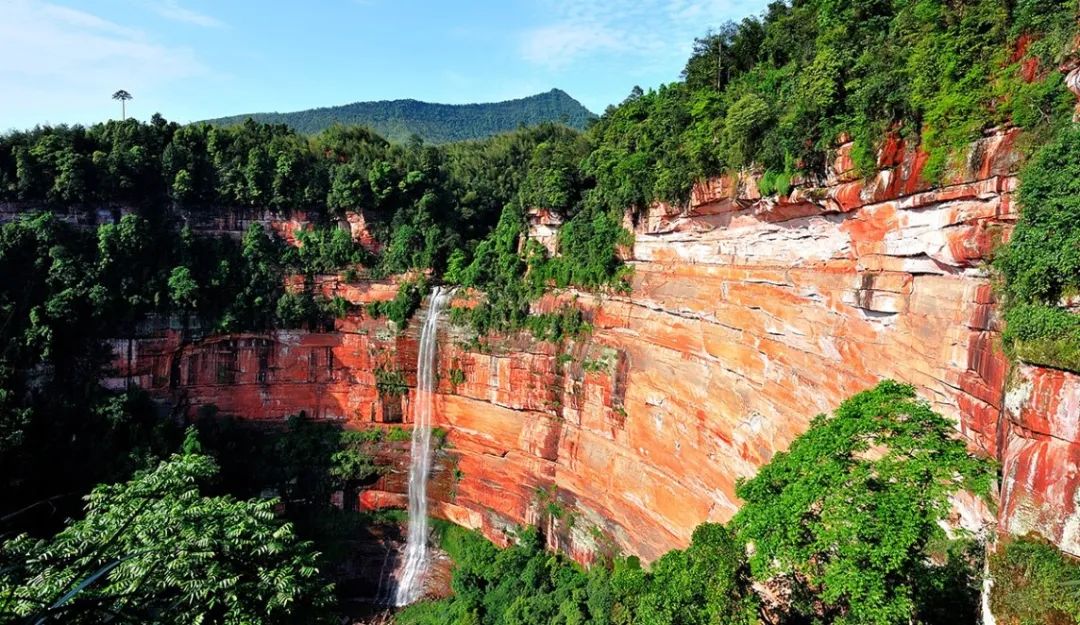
[394,286,453,607]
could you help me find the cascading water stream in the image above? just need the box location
[394,286,453,607]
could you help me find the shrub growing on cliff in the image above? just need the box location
[998,124,1080,305]
[367,276,429,328]
[996,123,1080,372]
[1003,304,1080,371]
[541,202,633,291]
[375,368,408,396]
[397,526,595,625]
[291,226,374,275]
[276,290,318,328]
[733,380,993,625]
[524,306,591,342]
[989,535,1080,625]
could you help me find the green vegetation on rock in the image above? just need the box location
[375,367,410,396]
[996,124,1080,372]
[581,0,1077,204]
[0,0,1076,620]
[733,380,992,624]
[990,535,1080,625]
[397,522,757,625]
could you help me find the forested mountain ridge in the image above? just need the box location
[201,88,596,143]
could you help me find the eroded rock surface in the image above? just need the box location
[112,130,1078,562]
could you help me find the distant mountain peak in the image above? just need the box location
[200,90,595,144]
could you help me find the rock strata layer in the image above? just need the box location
[113,130,1078,562]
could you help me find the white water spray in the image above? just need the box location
[394,286,453,606]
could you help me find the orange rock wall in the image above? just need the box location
[113,130,1078,562]
[1001,365,1080,555]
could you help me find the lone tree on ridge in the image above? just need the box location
[112,90,133,120]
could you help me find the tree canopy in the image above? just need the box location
[0,439,335,624]
[733,380,992,624]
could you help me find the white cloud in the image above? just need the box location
[521,22,624,69]
[151,1,225,28]
[42,3,142,38]
[0,0,212,128]
[520,0,765,71]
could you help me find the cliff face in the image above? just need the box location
[113,129,1079,562]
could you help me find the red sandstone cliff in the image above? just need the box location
[111,129,1078,564]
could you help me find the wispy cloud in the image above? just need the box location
[151,0,225,28]
[0,0,211,128]
[520,0,764,71]
[521,22,624,69]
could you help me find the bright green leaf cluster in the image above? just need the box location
[0,450,335,624]
[733,380,993,624]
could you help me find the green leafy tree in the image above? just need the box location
[0,444,334,624]
[733,380,992,624]
[51,147,90,204]
[221,223,285,330]
[683,19,766,92]
[327,159,373,214]
[161,124,215,207]
[276,290,317,328]
[95,214,164,320]
[111,89,132,120]
[443,247,469,285]
[171,168,194,204]
[293,226,368,275]
[544,201,633,290]
[244,146,273,205]
[167,265,199,310]
[14,144,47,200]
[635,524,757,625]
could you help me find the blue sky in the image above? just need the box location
[0,0,770,131]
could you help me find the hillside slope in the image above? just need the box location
[201,88,595,143]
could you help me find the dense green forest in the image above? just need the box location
[201,89,596,143]
[1,0,1079,622]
